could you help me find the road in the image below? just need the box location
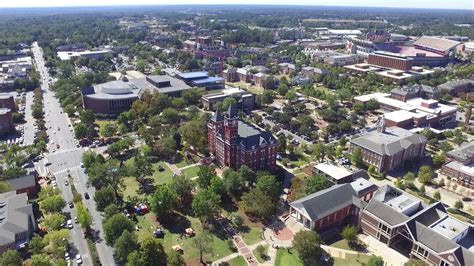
[31,42,115,266]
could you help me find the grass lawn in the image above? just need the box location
[135,213,233,262]
[152,161,174,185]
[241,226,263,246]
[181,165,200,178]
[333,253,372,265]
[122,177,140,199]
[175,158,191,168]
[252,244,269,263]
[330,239,352,251]
[275,249,302,266]
[227,256,247,266]
[226,81,264,95]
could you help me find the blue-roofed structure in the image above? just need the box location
[177,71,224,90]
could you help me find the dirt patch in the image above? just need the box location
[273,227,293,241]
[302,165,314,176]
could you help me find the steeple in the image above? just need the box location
[227,103,238,119]
[377,115,386,133]
[211,108,223,122]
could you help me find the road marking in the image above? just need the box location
[52,166,82,176]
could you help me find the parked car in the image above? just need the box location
[76,255,82,264]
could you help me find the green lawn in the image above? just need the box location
[135,213,233,262]
[330,239,352,251]
[123,177,140,199]
[152,161,174,185]
[227,256,247,266]
[275,249,303,266]
[181,165,200,178]
[241,226,263,246]
[175,158,191,168]
[252,244,269,263]
[334,253,372,265]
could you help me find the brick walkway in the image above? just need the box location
[233,234,259,266]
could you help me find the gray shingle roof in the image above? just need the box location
[0,192,34,246]
[350,127,426,156]
[6,175,36,192]
[290,184,364,222]
[406,220,458,253]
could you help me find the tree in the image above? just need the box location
[1,249,22,266]
[74,123,89,139]
[64,104,75,116]
[103,214,134,245]
[0,181,11,193]
[114,231,139,265]
[197,165,216,189]
[341,225,358,246]
[104,203,120,219]
[241,188,276,219]
[76,203,93,230]
[454,200,464,210]
[433,191,441,201]
[285,90,297,102]
[29,235,45,255]
[126,251,141,266]
[30,254,53,266]
[42,213,65,231]
[193,230,213,264]
[351,147,364,168]
[170,175,194,209]
[418,166,433,184]
[367,256,384,266]
[129,155,153,179]
[179,119,207,153]
[192,189,221,222]
[100,122,117,138]
[82,150,104,169]
[153,136,177,160]
[151,185,177,223]
[432,153,446,167]
[79,109,95,125]
[292,231,323,265]
[304,174,330,195]
[94,186,116,211]
[239,165,256,184]
[167,250,185,266]
[139,237,168,266]
[255,174,281,201]
[277,134,287,153]
[222,169,245,197]
[311,143,326,162]
[161,108,181,125]
[366,98,379,111]
[40,195,66,213]
[404,258,428,266]
[42,229,69,258]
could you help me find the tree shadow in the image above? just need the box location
[161,213,191,235]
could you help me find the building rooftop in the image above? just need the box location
[384,110,427,123]
[0,191,34,247]
[414,36,460,53]
[430,215,470,241]
[314,163,352,180]
[6,175,36,192]
[290,183,363,222]
[351,126,427,156]
[178,71,209,80]
[447,142,474,163]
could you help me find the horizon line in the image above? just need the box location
[0,4,472,11]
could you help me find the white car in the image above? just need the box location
[66,219,73,229]
[76,254,82,264]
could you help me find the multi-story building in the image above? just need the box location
[441,142,474,189]
[324,54,363,66]
[0,94,16,111]
[177,71,225,90]
[207,105,277,171]
[361,185,473,266]
[368,51,414,71]
[5,175,39,197]
[390,84,439,102]
[201,87,255,112]
[437,79,474,97]
[0,108,15,136]
[82,75,191,115]
[222,68,239,82]
[0,192,37,254]
[278,63,296,75]
[349,118,427,172]
[289,178,377,234]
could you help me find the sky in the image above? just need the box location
[0,0,472,10]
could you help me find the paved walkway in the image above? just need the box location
[359,234,408,266]
[165,162,181,176]
[178,162,200,170]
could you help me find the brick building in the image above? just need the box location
[207,105,277,171]
[441,142,474,189]
[0,108,15,137]
[361,185,473,266]
[289,178,377,235]
[0,94,16,111]
[349,118,427,172]
[368,51,414,71]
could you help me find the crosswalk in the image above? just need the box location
[51,165,82,176]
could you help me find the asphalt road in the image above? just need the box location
[31,42,115,266]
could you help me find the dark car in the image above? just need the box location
[68,201,74,208]
[84,193,90,200]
